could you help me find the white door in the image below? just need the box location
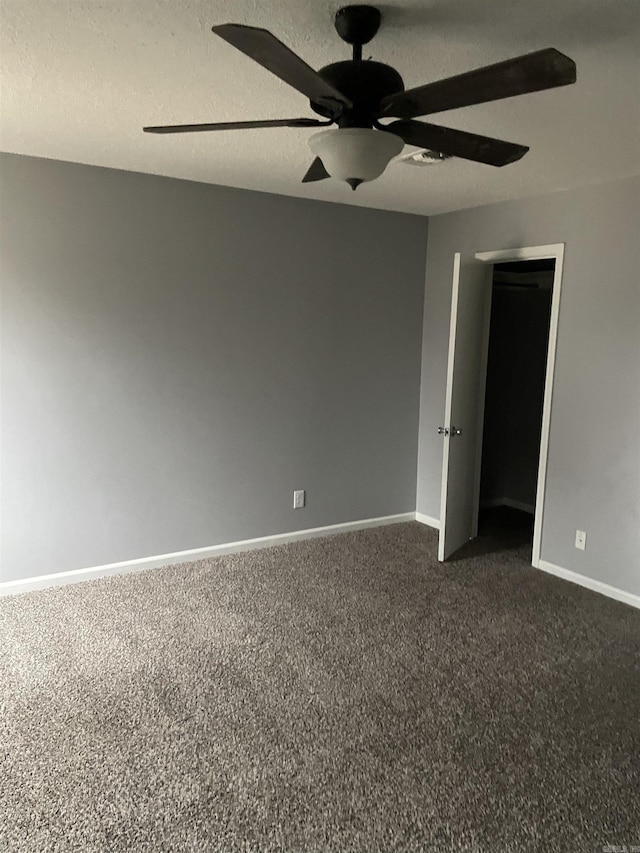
[438,253,492,561]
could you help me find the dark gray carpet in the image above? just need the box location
[1,522,639,852]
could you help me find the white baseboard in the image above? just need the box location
[537,559,640,610]
[0,513,415,596]
[480,498,535,514]
[6,515,636,611]
[415,512,440,530]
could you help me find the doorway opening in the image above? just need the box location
[438,243,564,565]
[477,258,555,558]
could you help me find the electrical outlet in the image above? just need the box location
[293,490,305,509]
[575,530,587,551]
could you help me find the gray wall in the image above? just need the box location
[417,175,640,597]
[0,153,428,583]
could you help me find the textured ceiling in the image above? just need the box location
[1,0,639,215]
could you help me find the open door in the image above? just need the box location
[438,253,491,561]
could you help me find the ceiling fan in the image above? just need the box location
[143,5,577,190]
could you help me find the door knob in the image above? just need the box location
[437,425,462,436]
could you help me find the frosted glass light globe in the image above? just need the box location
[308,128,404,189]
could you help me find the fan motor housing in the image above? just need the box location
[311,60,404,127]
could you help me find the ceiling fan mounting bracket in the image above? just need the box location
[334,6,381,48]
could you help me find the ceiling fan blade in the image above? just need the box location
[212,24,352,113]
[302,157,330,183]
[380,48,576,119]
[144,117,329,134]
[385,120,529,166]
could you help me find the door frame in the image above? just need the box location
[473,243,565,568]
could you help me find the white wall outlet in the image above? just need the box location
[575,530,587,551]
[293,489,305,509]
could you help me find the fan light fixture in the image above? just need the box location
[308,128,404,190]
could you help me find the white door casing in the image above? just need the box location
[474,245,565,568]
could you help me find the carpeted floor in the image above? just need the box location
[1,522,639,852]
